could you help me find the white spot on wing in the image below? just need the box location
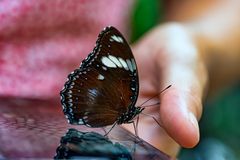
[78,119,84,125]
[126,59,133,72]
[97,74,105,80]
[84,112,89,116]
[108,55,122,67]
[88,88,98,96]
[101,56,117,68]
[86,123,92,127]
[118,58,128,70]
[131,58,136,71]
[111,35,123,43]
[102,66,107,70]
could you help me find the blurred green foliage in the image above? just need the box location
[130,0,164,42]
[179,138,237,160]
[200,84,240,157]
[179,84,240,159]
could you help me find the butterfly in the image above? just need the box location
[60,26,143,128]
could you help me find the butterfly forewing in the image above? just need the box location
[60,26,139,127]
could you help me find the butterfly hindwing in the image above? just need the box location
[60,26,139,127]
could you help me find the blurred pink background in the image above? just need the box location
[0,0,133,99]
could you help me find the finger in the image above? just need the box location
[160,86,201,147]
[159,57,207,148]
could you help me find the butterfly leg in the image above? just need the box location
[128,120,143,145]
[102,127,107,135]
[132,121,138,137]
[104,121,117,137]
[135,115,140,137]
[140,112,163,128]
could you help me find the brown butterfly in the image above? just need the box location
[60,26,143,128]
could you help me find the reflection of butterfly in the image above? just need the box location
[60,26,143,127]
[54,129,132,159]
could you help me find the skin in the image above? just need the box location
[123,0,240,157]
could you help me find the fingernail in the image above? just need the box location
[188,112,199,130]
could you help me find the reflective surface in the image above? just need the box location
[0,98,170,159]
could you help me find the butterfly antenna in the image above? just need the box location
[141,102,160,108]
[139,85,171,107]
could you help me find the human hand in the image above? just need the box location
[123,23,208,157]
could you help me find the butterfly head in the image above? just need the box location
[135,106,145,115]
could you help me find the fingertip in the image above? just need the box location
[185,112,200,147]
[160,88,200,148]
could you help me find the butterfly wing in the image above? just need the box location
[60,26,139,127]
